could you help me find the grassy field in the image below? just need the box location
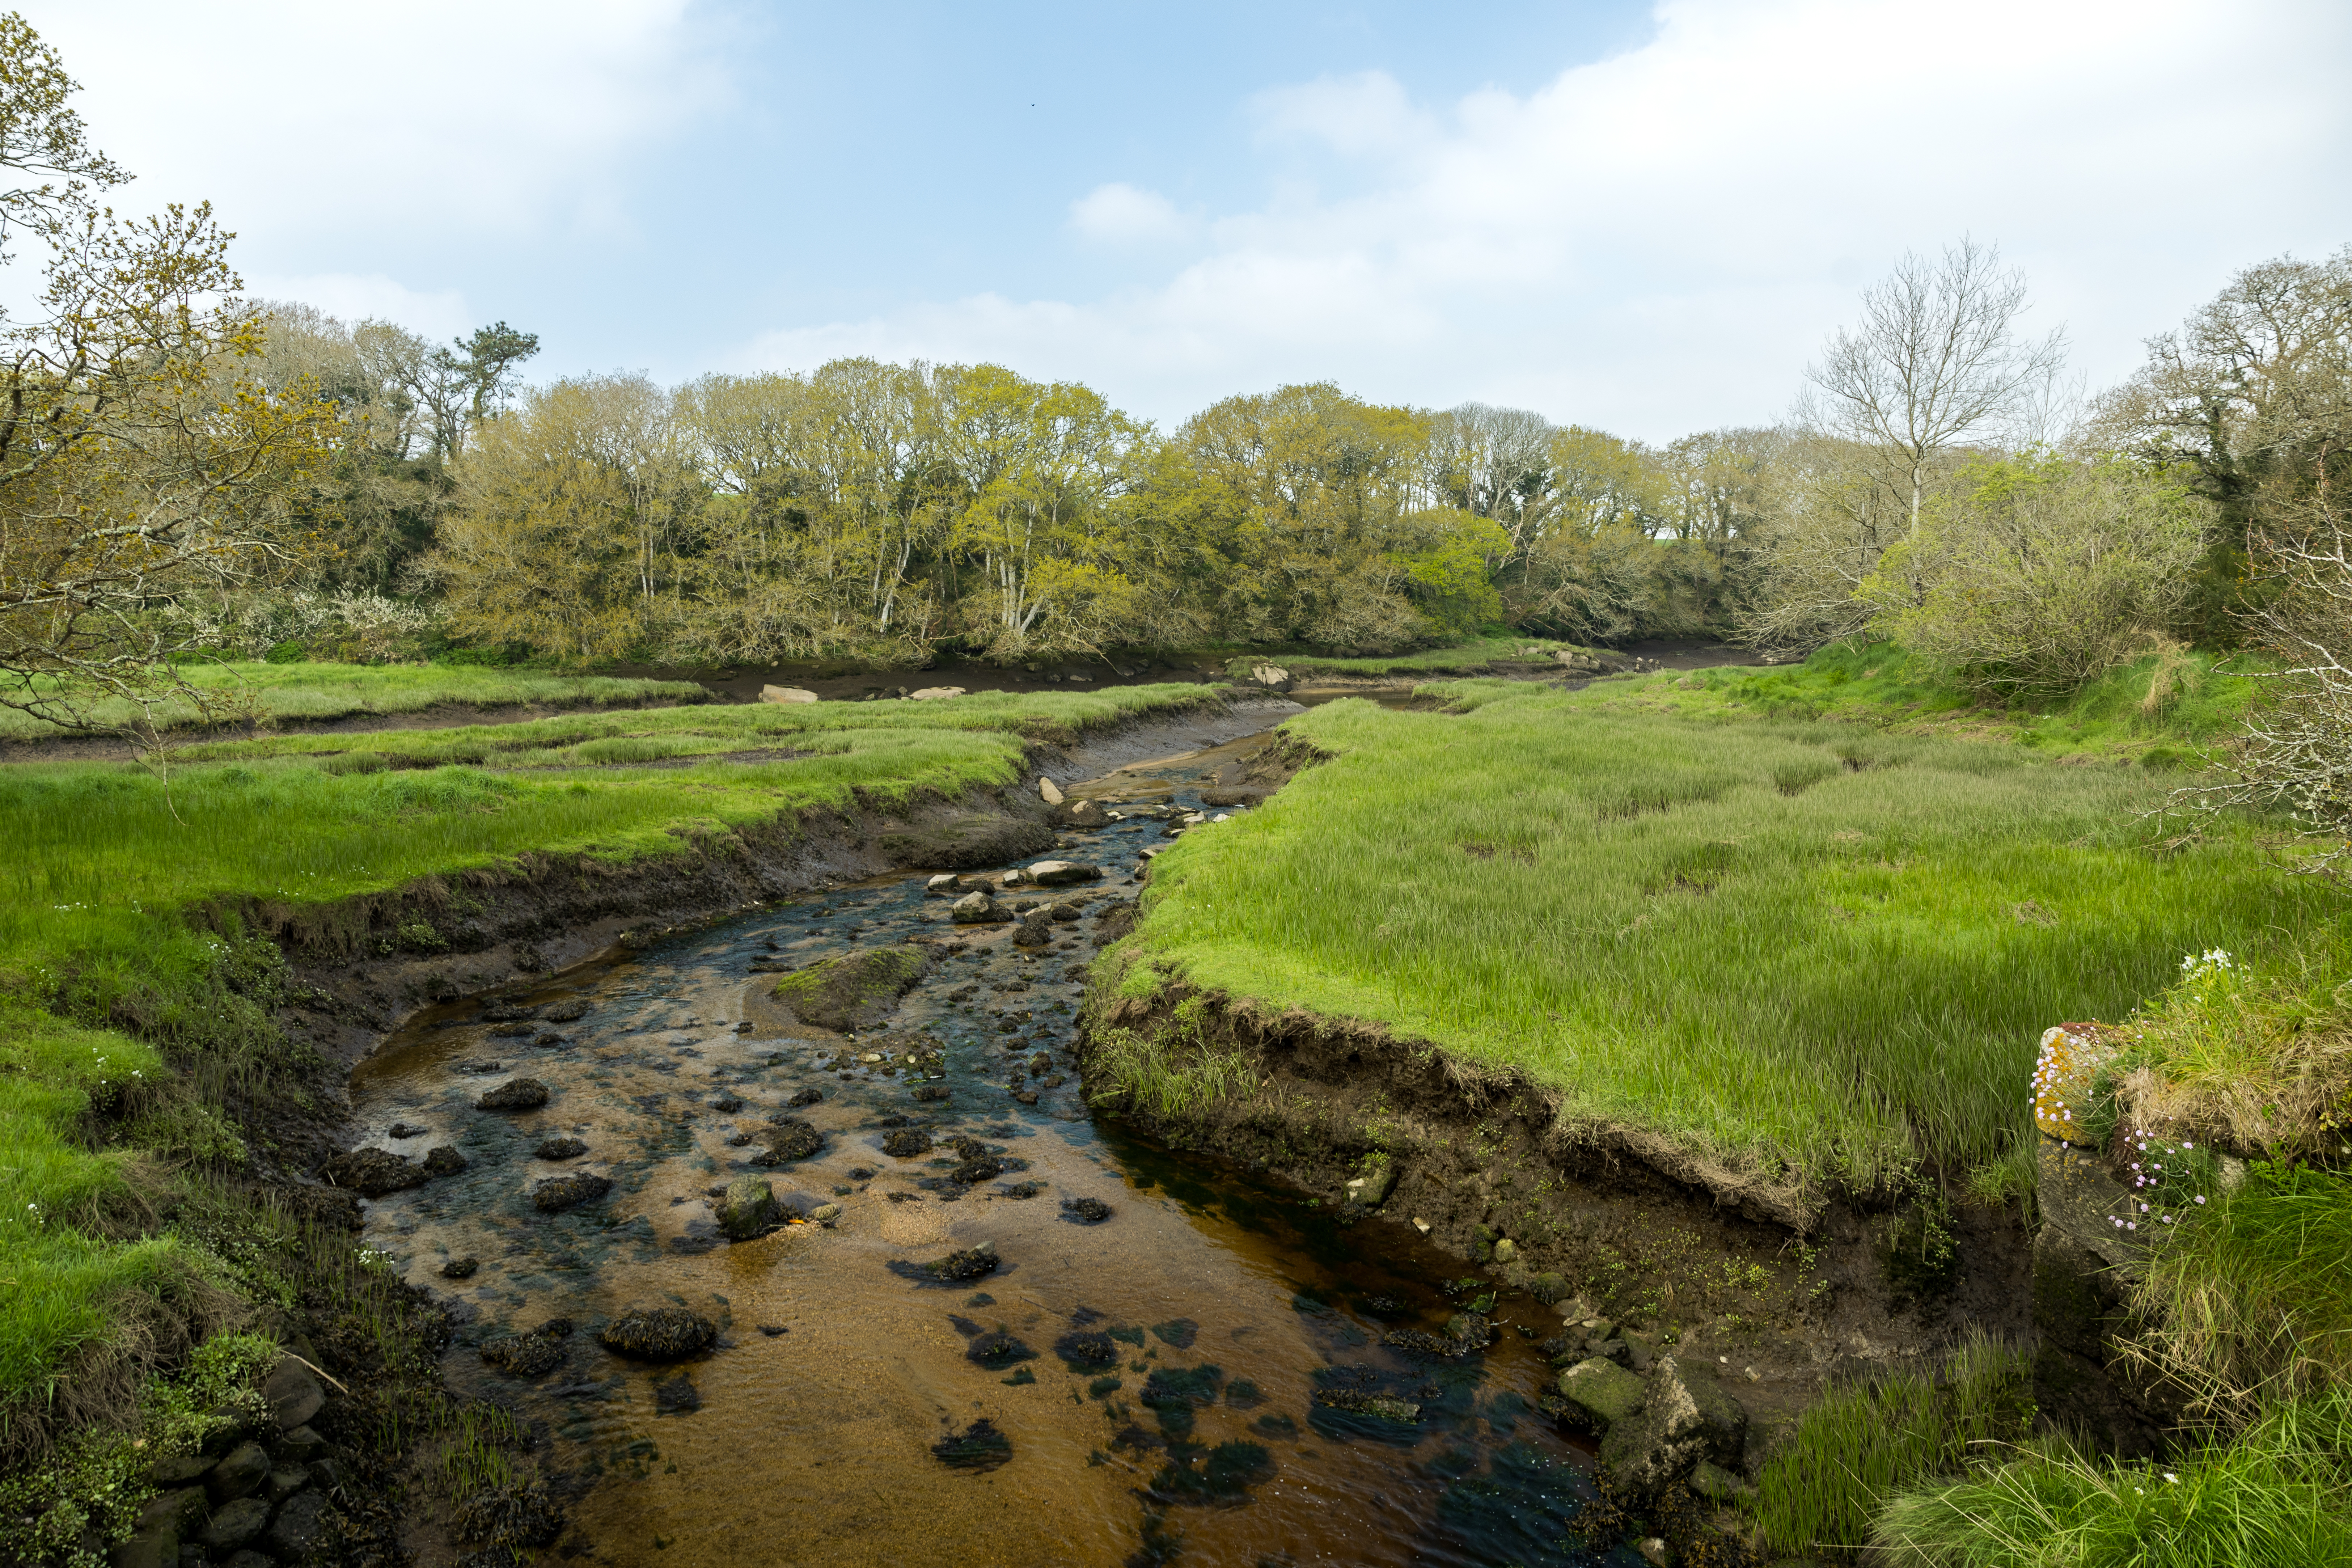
[0,661,707,741]
[0,681,1223,1437]
[1111,680,2336,1203]
[1220,635,1604,681]
[1612,641,2258,764]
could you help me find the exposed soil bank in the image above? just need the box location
[0,694,714,763]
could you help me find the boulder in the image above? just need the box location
[477,1078,550,1112]
[770,948,929,1030]
[1343,1155,1396,1210]
[599,1307,718,1361]
[205,1441,271,1503]
[106,1522,178,1568]
[752,1119,824,1166]
[480,1332,565,1377]
[1598,1354,1749,1496]
[1248,663,1291,689]
[1062,798,1108,827]
[197,1497,271,1551]
[1011,912,1054,948]
[1026,860,1102,886]
[926,873,961,896]
[319,1148,424,1198]
[1038,777,1065,805]
[1048,902,1082,923]
[262,1356,325,1431]
[421,1145,468,1178]
[759,685,819,704]
[951,891,1011,925]
[531,1172,613,1212]
[276,1427,327,1463]
[719,1176,780,1240]
[263,1490,330,1560]
[907,686,966,701]
[1555,1357,1646,1432]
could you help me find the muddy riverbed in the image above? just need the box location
[343,728,1646,1568]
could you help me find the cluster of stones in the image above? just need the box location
[1549,1340,1755,1503]
[111,1355,340,1568]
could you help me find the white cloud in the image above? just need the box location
[243,272,474,342]
[1069,183,1195,246]
[38,0,731,245]
[737,0,2352,438]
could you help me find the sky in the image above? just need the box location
[37,0,2352,441]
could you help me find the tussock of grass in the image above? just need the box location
[0,660,705,740]
[1869,1386,2352,1567]
[1122,684,2335,1198]
[1617,640,2256,762]
[1752,1334,2034,1560]
[1086,997,1259,1120]
[2129,1164,2352,1417]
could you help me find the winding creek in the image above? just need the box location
[344,720,1643,1567]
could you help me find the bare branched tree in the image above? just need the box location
[0,15,339,762]
[1800,237,2069,534]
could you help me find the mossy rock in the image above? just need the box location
[321,1148,424,1197]
[771,949,930,1031]
[598,1307,717,1361]
[877,814,1054,871]
[532,1173,613,1212]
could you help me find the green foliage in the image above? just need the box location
[140,1332,278,1458]
[0,1427,146,1568]
[1119,683,2335,1199]
[1869,1386,2352,1567]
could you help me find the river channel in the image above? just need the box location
[345,723,1642,1568]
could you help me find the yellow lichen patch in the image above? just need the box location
[2031,1023,2126,1141]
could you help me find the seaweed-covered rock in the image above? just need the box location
[965,1331,1035,1370]
[422,1145,468,1178]
[1061,1196,1113,1223]
[924,1242,999,1281]
[478,1078,550,1112]
[1054,1331,1118,1369]
[544,998,592,1023]
[911,1083,951,1103]
[598,1307,718,1361]
[1312,1388,1419,1422]
[787,1087,822,1108]
[320,1148,424,1198]
[442,1257,479,1280]
[931,1417,1012,1471]
[881,1129,934,1158]
[1011,913,1054,948]
[534,1137,587,1161]
[718,1176,780,1240]
[531,1173,613,1213]
[752,1120,824,1166]
[770,950,929,1031]
[481,1333,564,1378]
[879,815,1055,871]
[948,1155,1004,1184]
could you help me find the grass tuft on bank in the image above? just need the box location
[0,660,707,741]
[1221,636,1605,681]
[1111,682,2334,1203]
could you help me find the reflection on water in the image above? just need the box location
[347,742,1638,1567]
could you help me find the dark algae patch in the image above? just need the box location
[931,1417,1014,1471]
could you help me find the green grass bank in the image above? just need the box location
[0,680,1225,1464]
[0,661,708,742]
[1106,679,2335,1208]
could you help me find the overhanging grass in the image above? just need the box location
[1608,641,2257,762]
[1118,684,2336,1196]
[0,660,706,741]
[1752,1334,2034,1560]
[1869,1386,2352,1567]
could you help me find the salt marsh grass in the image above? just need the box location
[0,661,703,741]
[1128,684,2335,1197]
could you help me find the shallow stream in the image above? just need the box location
[347,730,1639,1567]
